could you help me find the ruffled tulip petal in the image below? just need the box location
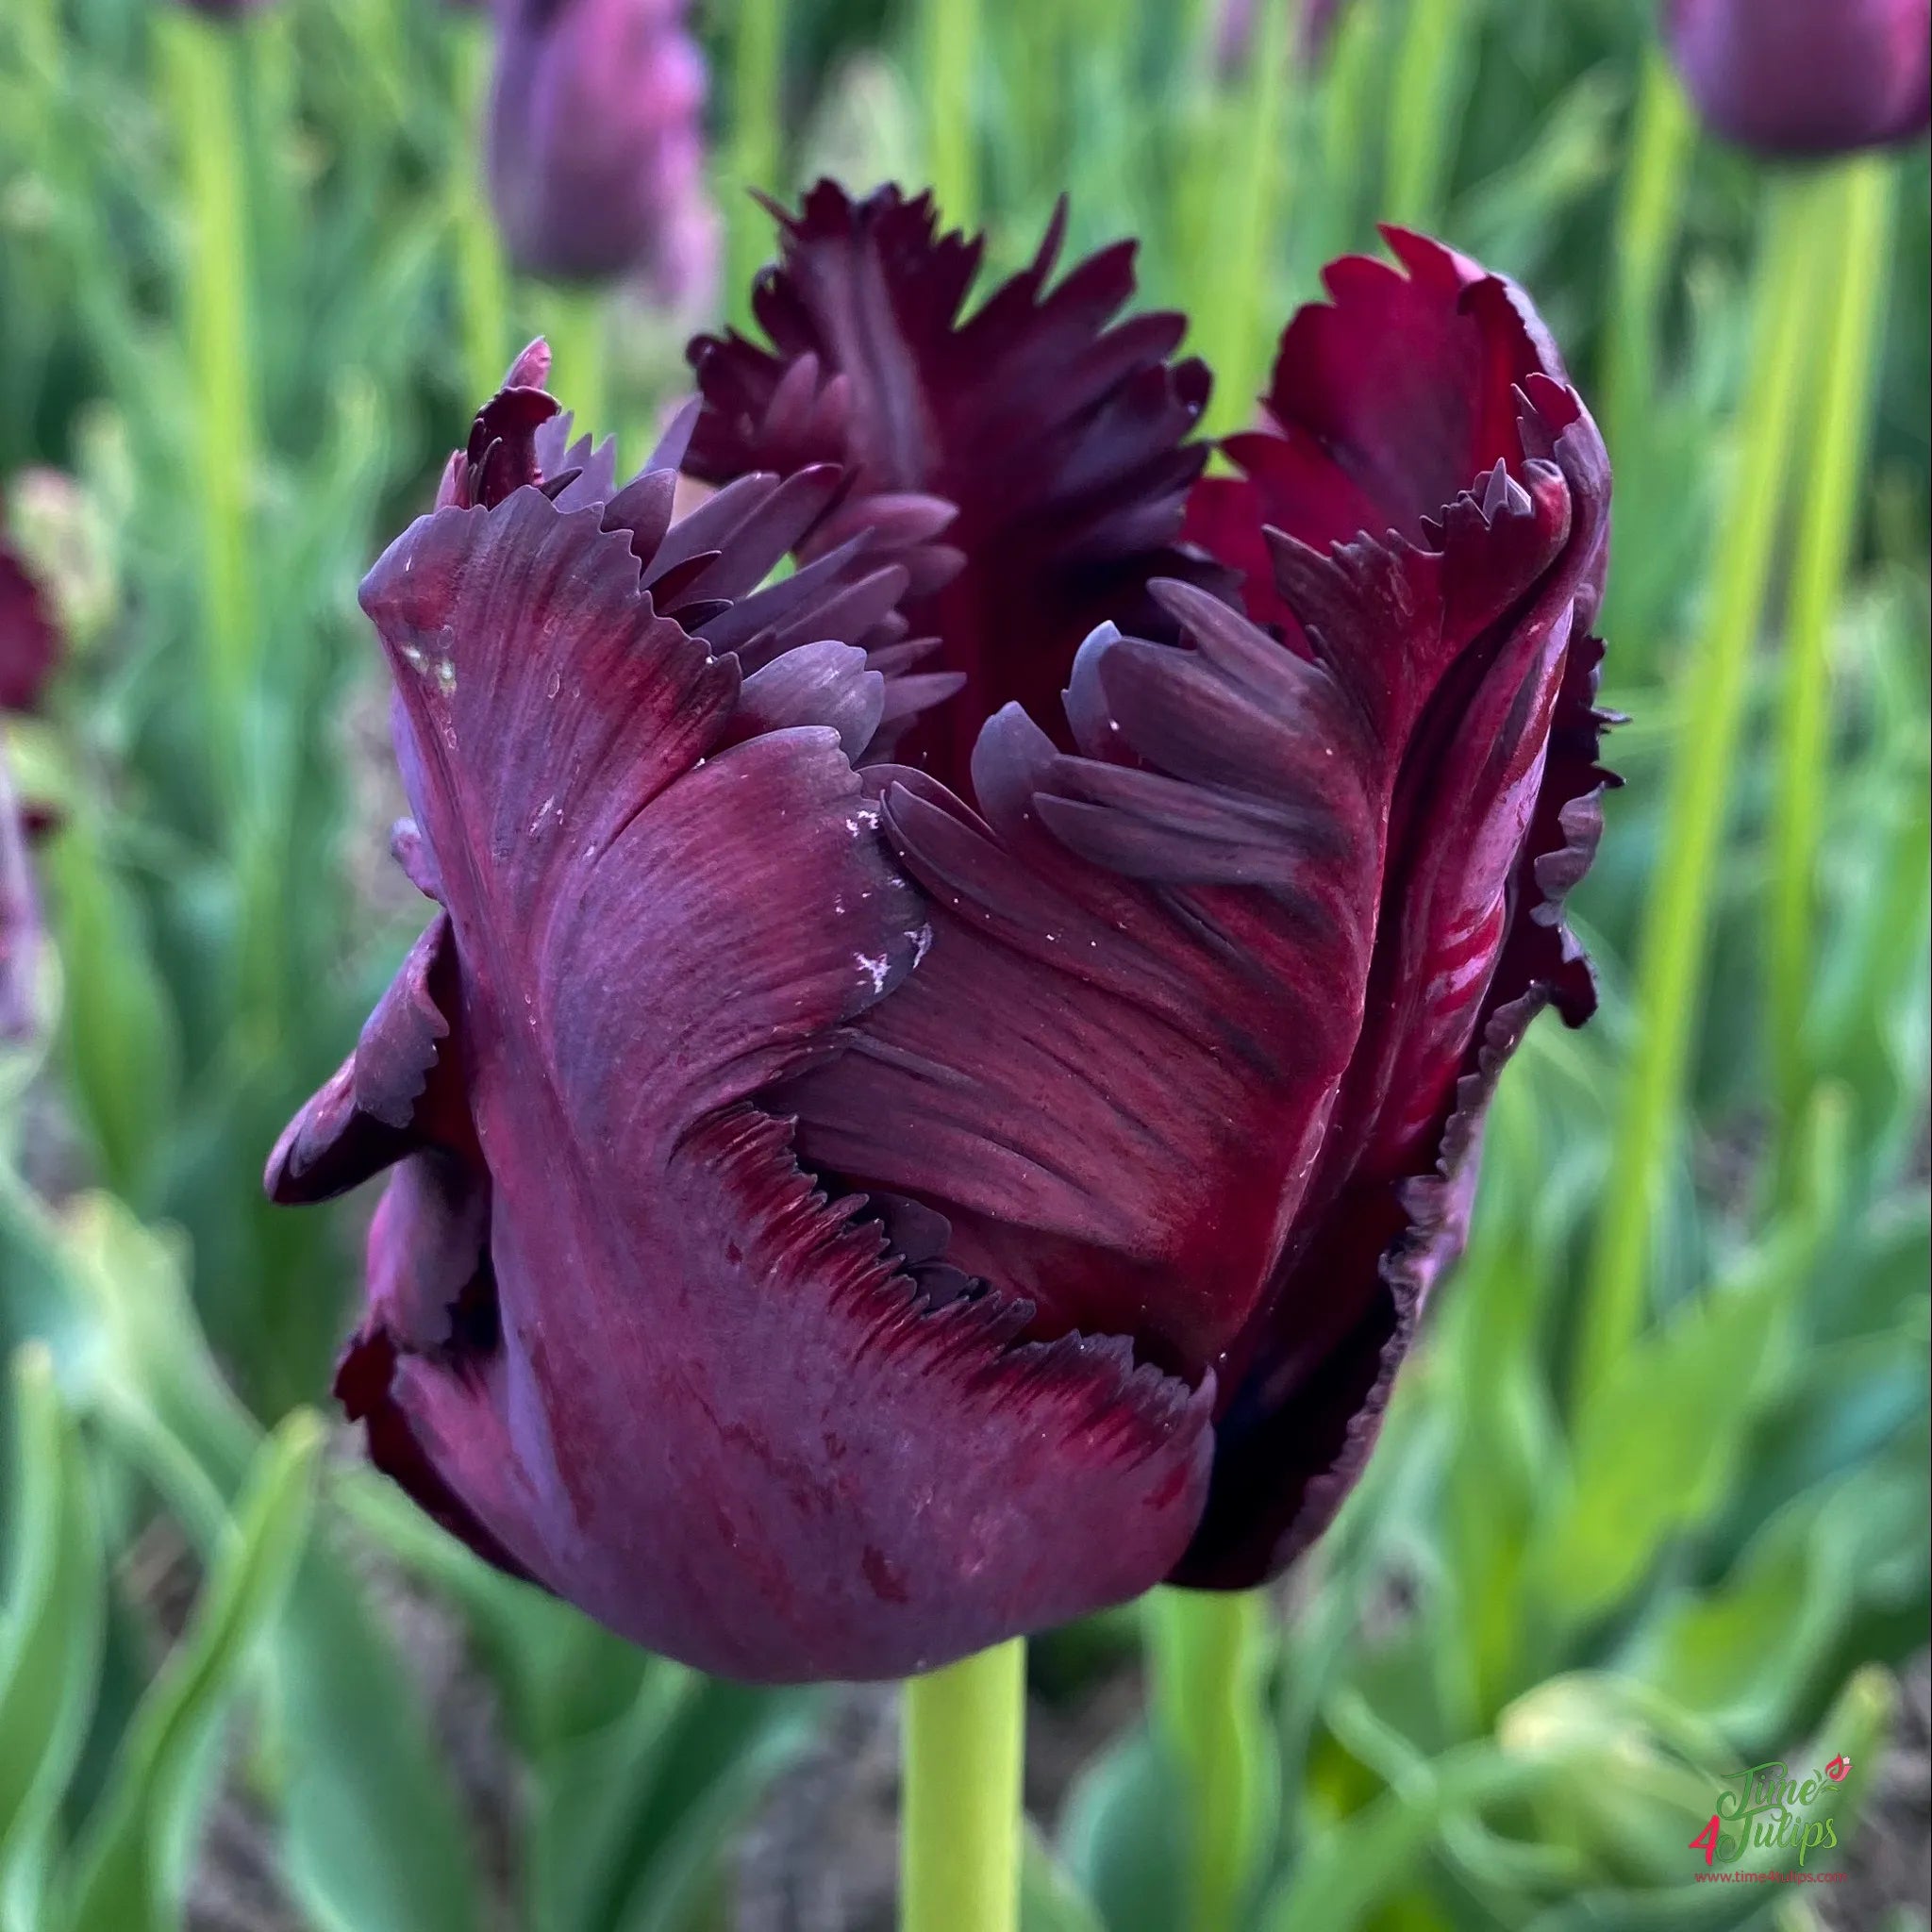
[1167,242,1616,1586]
[274,364,1213,1679]
[686,183,1230,790]
[264,913,467,1205]
[791,230,1612,1588]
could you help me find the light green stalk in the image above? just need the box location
[900,1640,1025,1932]
[1601,48,1696,462]
[924,0,980,232]
[1148,1589,1276,1932]
[158,10,258,804]
[727,0,786,325]
[453,17,511,404]
[539,288,609,442]
[1770,157,1897,1143]
[1576,175,1826,1402]
[1382,0,1471,232]
[1199,0,1294,439]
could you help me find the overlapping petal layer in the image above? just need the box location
[270,367,1211,1680]
[686,183,1232,790]
[275,217,1613,1675]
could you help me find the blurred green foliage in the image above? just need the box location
[1,0,1927,1927]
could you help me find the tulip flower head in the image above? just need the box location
[272,198,1613,1681]
[1664,0,1931,156]
[487,0,713,290]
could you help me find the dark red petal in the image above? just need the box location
[686,182,1232,791]
[371,1108,1211,1680]
[1164,238,1615,1583]
[1184,231,1571,623]
[1171,986,1538,1587]
[264,914,469,1204]
[309,486,1208,1679]
[781,592,1386,1376]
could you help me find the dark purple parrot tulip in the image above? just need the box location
[486,0,713,292]
[270,211,1612,1681]
[1664,0,1931,156]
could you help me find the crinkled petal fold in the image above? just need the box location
[272,387,1210,1678]
[686,182,1233,788]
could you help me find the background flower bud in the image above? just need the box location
[1663,0,1931,156]
[486,0,714,287]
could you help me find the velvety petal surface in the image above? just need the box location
[272,364,1211,1680]
[791,231,1613,1589]
[685,183,1231,790]
[1174,235,1615,1584]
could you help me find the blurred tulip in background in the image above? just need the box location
[1663,0,1931,155]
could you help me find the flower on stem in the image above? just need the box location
[270,207,1612,1681]
[486,0,716,294]
[1663,0,1930,156]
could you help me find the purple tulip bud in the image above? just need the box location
[1216,0,1348,77]
[1664,0,1931,156]
[486,0,713,287]
[270,204,1612,1681]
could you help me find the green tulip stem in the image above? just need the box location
[1601,47,1696,461]
[924,0,980,233]
[1770,156,1896,1144]
[541,288,609,441]
[158,10,258,807]
[1383,0,1470,232]
[1148,1588,1274,1932]
[1578,172,1825,1402]
[726,0,786,327]
[1199,0,1294,440]
[900,1639,1024,1932]
[453,17,510,405]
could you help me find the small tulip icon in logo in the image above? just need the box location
[1825,1756,1851,1782]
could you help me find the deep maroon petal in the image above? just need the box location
[264,914,469,1204]
[1161,238,1615,1585]
[1185,230,1575,602]
[686,183,1233,791]
[1664,0,1931,157]
[274,399,1213,1678]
